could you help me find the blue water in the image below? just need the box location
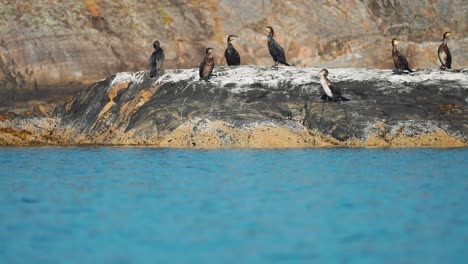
[0,148,467,263]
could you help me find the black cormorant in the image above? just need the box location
[438,32,452,70]
[391,38,413,73]
[149,40,165,78]
[319,69,349,102]
[225,35,240,66]
[265,26,290,66]
[199,47,215,81]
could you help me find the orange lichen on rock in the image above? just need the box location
[21,109,34,116]
[119,88,158,122]
[386,131,466,148]
[65,97,75,112]
[135,89,156,108]
[362,136,389,147]
[0,127,32,142]
[362,129,467,148]
[0,118,61,146]
[437,103,462,114]
[0,113,12,121]
[158,119,341,148]
[98,81,130,119]
[83,0,101,17]
[1,116,466,148]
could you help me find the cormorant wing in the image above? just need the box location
[444,46,452,69]
[399,54,411,71]
[148,51,158,77]
[268,38,287,64]
[155,48,165,70]
[232,48,240,64]
[224,49,229,62]
[327,79,342,96]
[446,48,452,68]
[148,52,156,68]
[392,49,401,68]
[225,47,241,65]
[199,59,205,79]
[203,61,214,78]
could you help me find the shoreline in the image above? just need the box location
[0,118,465,148]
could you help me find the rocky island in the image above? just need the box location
[0,66,466,147]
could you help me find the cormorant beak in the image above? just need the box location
[264,27,270,33]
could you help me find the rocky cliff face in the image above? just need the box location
[1,0,467,106]
[1,66,466,147]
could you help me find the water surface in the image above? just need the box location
[1,148,467,263]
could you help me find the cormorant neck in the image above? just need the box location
[443,37,448,44]
[268,32,274,39]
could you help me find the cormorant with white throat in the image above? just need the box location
[438,32,452,70]
[319,69,349,102]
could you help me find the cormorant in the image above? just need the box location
[391,38,413,73]
[438,32,452,70]
[199,47,215,81]
[265,26,290,66]
[225,35,240,66]
[149,40,165,78]
[318,69,349,102]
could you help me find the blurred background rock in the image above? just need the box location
[0,0,466,112]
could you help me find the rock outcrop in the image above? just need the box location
[1,0,467,106]
[0,66,466,147]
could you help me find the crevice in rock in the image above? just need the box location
[246,91,271,103]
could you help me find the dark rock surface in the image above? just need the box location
[1,0,467,106]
